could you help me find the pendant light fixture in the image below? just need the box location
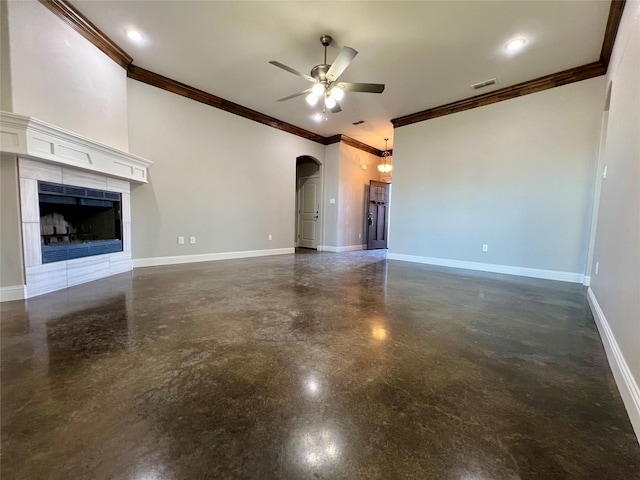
[378,138,393,173]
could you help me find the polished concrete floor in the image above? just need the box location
[2,250,639,479]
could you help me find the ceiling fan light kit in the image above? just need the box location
[330,86,344,101]
[305,93,319,106]
[270,34,385,117]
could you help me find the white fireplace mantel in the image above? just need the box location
[0,111,151,182]
[1,111,152,301]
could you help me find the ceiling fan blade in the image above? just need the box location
[325,47,358,82]
[269,61,315,83]
[277,88,312,102]
[330,101,342,113]
[337,82,385,94]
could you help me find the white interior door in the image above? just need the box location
[298,177,319,249]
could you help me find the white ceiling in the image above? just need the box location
[69,0,611,151]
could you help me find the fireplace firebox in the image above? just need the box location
[38,181,123,263]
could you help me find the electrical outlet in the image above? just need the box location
[358,233,362,239]
[602,166,608,179]
[595,261,599,275]
[482,244,489,252]
[178,236,185,245]
[268,234,272,241]
[189,236,196,244]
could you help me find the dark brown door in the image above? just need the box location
[367,180,390,250]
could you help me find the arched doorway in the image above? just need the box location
[295,156,322,250]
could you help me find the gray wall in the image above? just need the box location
[337,143,380,247]
[1,155,24,287]
[590,0,640,416]
[321,144,340,248]
[127,80,325,260]
[0,3,21,289]
[389,77,605,275]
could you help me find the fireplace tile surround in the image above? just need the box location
[19,157,132,297]
[1,112,152,300]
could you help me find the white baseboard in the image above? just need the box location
[587,288,640,443]
[583,275,592,287]
[318,244,366,253]
[133,247,294,268]
[387,253,584,283]
[0,285,27,302]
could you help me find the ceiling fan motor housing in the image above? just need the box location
[311,64,330,83]
[269,33,384,112]
[320,35,333,47]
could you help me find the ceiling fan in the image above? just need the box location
[269,34,385,114]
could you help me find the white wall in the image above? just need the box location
[0,0,12,112]
[389,77,605,280]
[127,79,325,261]
[5,0,129,150]
[589,0,640,439]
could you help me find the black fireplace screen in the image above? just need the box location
[38,181,123,263]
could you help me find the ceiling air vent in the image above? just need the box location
[471,78,497,90]
[352,120,365,125]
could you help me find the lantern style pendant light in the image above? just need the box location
[378,138,393,173]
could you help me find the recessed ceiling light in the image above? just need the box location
[505,38,526,51]
[125,29,144,43]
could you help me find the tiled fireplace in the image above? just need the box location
[1,112,152,299]
[18,157,134,297]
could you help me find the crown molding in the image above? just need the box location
[37,0,625,148]
[392,0,626,128]
[391,62,605,128]
[600,0,626,69]
[325,135,342,145]
[35,0,379,151]
[37,0,132,69]
[340,136,384,157]
[324,135,394,157]
[127,65,327,145]
[127,67,392,155]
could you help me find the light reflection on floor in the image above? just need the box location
[291,424,342,469]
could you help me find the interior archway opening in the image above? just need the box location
[295,156,322,252]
